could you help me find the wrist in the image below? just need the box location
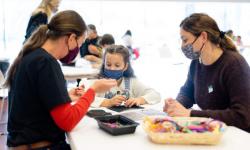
[187,109,191,117]
[101,99,112,108]
[89,85,96,93]
[108,99,113,107]
[138,97,146,105]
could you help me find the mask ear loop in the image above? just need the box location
[199,43,205,64]
[122,62,129,72]
[191,36,199,45]
[67,34,78,52]
[75,37,79,49]
[192,33,205,63]
[65,35,71,54]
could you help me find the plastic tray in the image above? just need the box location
[95,115,139,135]
[87,109,112,118]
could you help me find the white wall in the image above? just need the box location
[0,0,250,62]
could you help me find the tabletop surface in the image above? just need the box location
[67,107,250,150]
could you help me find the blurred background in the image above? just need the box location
[0,0,250,97]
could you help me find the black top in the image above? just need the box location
[24,12,48,41]
[7,48,71,146]
[79,37,101,58]
[176,50,250,132]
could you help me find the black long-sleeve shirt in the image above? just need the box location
[24,12,48,42]
[176,50,250,132]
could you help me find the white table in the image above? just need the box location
[67,107,250,150]
[61,66,99,81]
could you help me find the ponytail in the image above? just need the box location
[4,10,86,88]
[4,25,49,87]
[219,35,237,52]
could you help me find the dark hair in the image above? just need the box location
[124,30,132,36]
[88,24,97,33]
[226,30,233,35]
[99,45,135,78]
[180,13,237,52]
[99,34,115,46]
[4,10,87,87]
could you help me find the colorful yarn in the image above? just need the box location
[145,117,224,133]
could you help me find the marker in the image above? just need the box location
[76,78,81,87]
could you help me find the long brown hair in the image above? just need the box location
[4,10,86,87]
[180,13,237,52]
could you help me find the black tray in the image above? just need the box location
[95,115,139,135]
[108,105,144,112]
[87,109,112,118]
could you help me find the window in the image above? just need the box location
[1,0,249,61]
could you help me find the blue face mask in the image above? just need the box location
[103,69,124,80]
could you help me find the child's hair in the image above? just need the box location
[99,45,135,78]
[87,24,97,33]
[124,30,132,36]
[99,34,115,46]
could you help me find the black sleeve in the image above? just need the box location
[176,61,196,108]
[37,58,71,111]
[79,41,90,57]
[24,12,48,41]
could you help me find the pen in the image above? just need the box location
[76,78,81,87]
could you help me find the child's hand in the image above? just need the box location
[109,95,126,107]
[163,98,191,117]
[125,97,145,107]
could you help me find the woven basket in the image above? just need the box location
[143,116,226,145]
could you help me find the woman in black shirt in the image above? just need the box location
[4,10,116,150]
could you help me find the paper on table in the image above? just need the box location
[120,109,167,121]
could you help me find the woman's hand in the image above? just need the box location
[125,97,146,107]
[68,85,85,101]
[90,79,117,93]
[163,98,191,117]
